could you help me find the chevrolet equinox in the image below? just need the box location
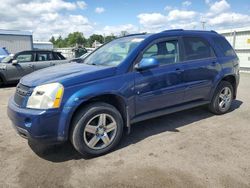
[8,30,240,156]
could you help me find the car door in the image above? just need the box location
[180,36,220,102]
[34,51,53,71]
[134,38,186,115]
[6,52,35,82]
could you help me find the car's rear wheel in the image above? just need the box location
[70,102,123,157]
[209,81,233,115]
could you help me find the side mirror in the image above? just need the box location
[12,59,18,65]
[135,57,159,71]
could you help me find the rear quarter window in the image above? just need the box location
[212,36,237,57]
[54,52,66,60]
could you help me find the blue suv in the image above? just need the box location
[7,30,240,156]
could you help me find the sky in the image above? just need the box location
[0,0,250,41]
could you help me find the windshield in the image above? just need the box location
[80,52,91,59]
[1,54,13,63]
[84,36,145,66]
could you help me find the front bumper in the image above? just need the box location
[7,96,65,144]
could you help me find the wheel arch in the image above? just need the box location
[221,75,237,99]
[0,72,6,84]
[67,93,128,139]
[210,74,237,102]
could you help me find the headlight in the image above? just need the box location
[27,83,64,109]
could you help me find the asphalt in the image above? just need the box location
[0,73,250,188]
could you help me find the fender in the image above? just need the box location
[56,73,135,140]
[209,67,237,101]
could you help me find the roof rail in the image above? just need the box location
[161,29,184,32]
[210,30,218,33]
[122,32,147,37]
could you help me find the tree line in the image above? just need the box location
[49,32,125,48]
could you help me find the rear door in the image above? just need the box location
[180,36,220,102]
[134,38,186,115]
[34,51,53,71]
[6,52,35,81]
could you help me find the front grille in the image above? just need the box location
[14,83,31,107]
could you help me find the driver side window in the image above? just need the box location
[16,53,33,63]
[143,40,179,65]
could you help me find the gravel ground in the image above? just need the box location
[0,73,250,188]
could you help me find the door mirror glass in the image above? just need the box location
[135,57,159,71]
[12,59,18,65]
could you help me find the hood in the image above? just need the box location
[20,63,116,87]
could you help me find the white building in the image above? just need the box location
[219,27,250,70]
[0,29,33,54]
[33,41,53,50]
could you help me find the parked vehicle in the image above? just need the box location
[8,30,240,156]
[0,50,67,86]
[0,47,9,61]
[70,51,92,63]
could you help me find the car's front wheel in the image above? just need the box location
[0,77,4,87]
[209,81,234,115]
[70,102,124,157]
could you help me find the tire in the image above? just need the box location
[209,81,234,115]
[70,102,124,157]
[0,77,4,87]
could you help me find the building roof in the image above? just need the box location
[33,41,53,45]
[0,29,32,36]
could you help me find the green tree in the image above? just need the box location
[88,34,104,47]
[104,34,116,43]
[54,36,67,48]
[49,36,56,44]
[49,32,118,48]
[66,32,87,47]
[120,31,129,37]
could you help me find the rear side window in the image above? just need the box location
[183,37,215,61]
[212,36,236,57]
[37,52,54,61]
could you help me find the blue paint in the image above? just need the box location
[7,30,240,144]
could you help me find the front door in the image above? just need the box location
[6,52,35,82]
[134,38,185,115]
[34,52,53,71]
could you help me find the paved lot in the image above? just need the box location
[0,74,250,188]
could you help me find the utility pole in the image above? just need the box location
[201,21,206,30]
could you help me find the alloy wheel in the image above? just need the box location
[218,86,232,111]
[83,113,117,150]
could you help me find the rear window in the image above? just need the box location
[212,36,236,57]
[37,52,54,61]
[183,37,215,61]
